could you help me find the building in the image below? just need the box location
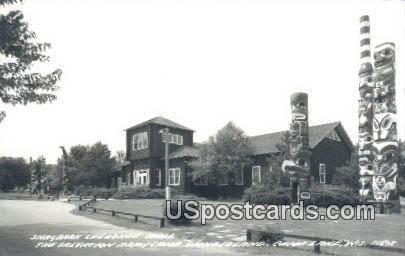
[118,117,354,198]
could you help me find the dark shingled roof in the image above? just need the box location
[249,122,346,155]
[160,121,353,160]
[125,116,194,131]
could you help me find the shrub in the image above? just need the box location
[243,185,291,205]
[172,193,207,201]
[112,187,165,200]
[306,185,361,207]
[75,186,117,199]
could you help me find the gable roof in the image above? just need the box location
[249,122,353,155]
[125,116,194,132]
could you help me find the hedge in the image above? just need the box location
[75,186,117,199]
[112,187,165,199]
[243,185,291,205]
[243,184,361,207]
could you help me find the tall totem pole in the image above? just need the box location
[282,92,311,202]
[358,15,375,200]
[358,15,400,212]
[372,42,398,206]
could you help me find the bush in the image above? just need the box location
[306,185,361,207]
[172,193,207,201]
[243,185,291,205]
[75,186,117,199]
[243,184,361,207]
[112,187,165,199]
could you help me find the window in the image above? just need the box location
[168,168,180,186]
[132,132,148,150]
[170,134,183,145]
[218,171,228,185]
[235,168,244,185]
[194,175,208,186]
[155,169,161,186]
[134,169,149,187]
[252,166,261,185]
[319,163,326,184]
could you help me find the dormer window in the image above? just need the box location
[132,132,148,150]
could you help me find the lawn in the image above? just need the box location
[75,199,405,255]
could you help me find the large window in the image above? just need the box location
[218,171,228,185]
[252,166,261,185]
[132,132,148,150]
[134,169,149,187]
[168,168,180,186]
[155,169,161,186]
[235,168,244,185]
[319,163,326,184]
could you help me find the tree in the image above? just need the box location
[0,156,30,191]
[0,0,62,123]
[56,142,117,190]
[31,156,49,193]
[80,142,116,187]
[116,150,126,164]
[190,122,253,198]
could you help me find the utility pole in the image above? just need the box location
[160,128,171,200]
[29,157,32,197]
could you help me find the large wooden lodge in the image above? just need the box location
[116,117,353,198]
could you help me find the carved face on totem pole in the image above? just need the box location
[373,43,396,114]
[371,142,398,201]
[370,42,398,203]
[373,113,397,141]
[282,150,311,177]
[291,93,308,121]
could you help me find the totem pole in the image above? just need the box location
[372,42,399,208]
[357,15,400,212]
[358,15,375,200]
[282,92,311,202]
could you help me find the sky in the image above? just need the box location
[0,0,404,164]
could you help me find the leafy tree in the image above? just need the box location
[0,0,62,123]
[0,156,30,191]
[80,142,116,187]
[116,150,126,164]
[56,142,117,190]
[190,122,253,198]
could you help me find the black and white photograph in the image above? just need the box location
[0,0,404,255]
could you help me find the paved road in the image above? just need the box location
[0,200,254,256]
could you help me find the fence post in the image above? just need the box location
[134,216,138,222]
[246,230,252,241]
[160,218,165,228]
[314,237,321,253]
